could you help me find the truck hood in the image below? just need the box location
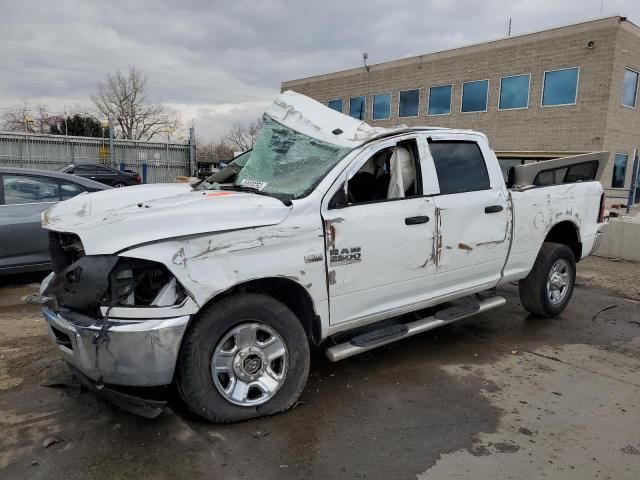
[43,183,292,254]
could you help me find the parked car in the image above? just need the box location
[35,92,607,422]
[0,167,110,275]
[59,164,141,187]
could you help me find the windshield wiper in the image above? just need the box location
[221,185,292,206]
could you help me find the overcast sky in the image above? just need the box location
[1,0,639,142]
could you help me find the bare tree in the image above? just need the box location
[196,138,235,164]
[92,67,180,141]
[224,117,263,152]
[1,104,60,133]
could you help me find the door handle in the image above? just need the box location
[405,215,430,225]
[484,205,504,214]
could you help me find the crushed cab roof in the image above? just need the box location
[268,91,476,149]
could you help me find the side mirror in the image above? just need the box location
[329,183,348,209]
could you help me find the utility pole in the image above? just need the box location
[508,18,512,36]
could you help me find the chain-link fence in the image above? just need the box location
[0,131,194,183]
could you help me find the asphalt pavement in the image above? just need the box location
[0,259,639,480]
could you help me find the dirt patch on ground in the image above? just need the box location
[577,256,640,302]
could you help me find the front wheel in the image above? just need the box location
[519,242,576,318]
[176,294,310,423]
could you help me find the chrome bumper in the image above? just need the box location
[42,306,190,387]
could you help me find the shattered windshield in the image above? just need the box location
[234,115,352,200]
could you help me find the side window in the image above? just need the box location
[429,141,490,194]
[344,140,421,205]
[96,166,113,174]
[3,175,60,205]
[60,182,85,200]
[74,166,95,174]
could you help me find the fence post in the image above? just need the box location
[188,126,196,177]
[108,116,115,166]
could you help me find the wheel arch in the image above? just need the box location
[544,221,582,262]
[199,277,322,346]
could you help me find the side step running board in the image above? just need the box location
[325,296,506,362]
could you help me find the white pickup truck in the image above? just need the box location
[36,91,607,422]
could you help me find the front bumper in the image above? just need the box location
[42,306,190,387]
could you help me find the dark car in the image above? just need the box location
[0,167,110,275]
[60,164,141,187]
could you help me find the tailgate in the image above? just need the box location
[509,152,610,187]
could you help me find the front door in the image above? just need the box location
[321,138,438,326]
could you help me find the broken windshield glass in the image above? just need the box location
[234,115,353,200]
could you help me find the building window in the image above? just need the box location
[372,93,391,120]
[428,85,452,115]
[622,68,639,108]
[328,99,343,113]
[461,80,489,113]
[349,96,366,120]
[399,89,420,117]
[428,141,490,194]
[542,67,579,106]
[499,74,530,110]
[612,153,628,188]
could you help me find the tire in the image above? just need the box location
[176,293,310,423]
[519,242,576,318]
[113,182,126,188]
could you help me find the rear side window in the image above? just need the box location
[96,166,114,174]
[74,165,96,174]
[60,182,86,200]
[429,141,490,194]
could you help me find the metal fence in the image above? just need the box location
[0,131,194,183]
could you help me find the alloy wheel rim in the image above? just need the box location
[546,258,571,305]
[211,322,288,406]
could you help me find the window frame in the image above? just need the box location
[349,95,367,120]
[398,89,420,118]
[611,152,629,189]
[427,84,453,116]
[541,66,580,108]
[461,79,490,114]
[328,98,343,113]
[371,92,392,121]
[427,139,492,195]
[498,73,531,111]
[329,137,424,209]
[622,67,639,109]
[0,173,63,206]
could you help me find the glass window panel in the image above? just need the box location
[60,182,85,200]
[372,93,391,120]
[349,96,366,120]
[429,141,490,194]
[428,85,452,115]
[461,80,489,113]
[622,69,638,107]
[399,89,419,117]
[328,99,343,113]
[3,175,59,205]
[542,67,579,106]
[612,153,628,188]
[499,75,530,109]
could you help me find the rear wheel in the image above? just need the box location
[113,182,126,188]
[176,294,310,423]
[519,242,576,318]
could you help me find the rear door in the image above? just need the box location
[427,136,510,292]
[0,174,61,270]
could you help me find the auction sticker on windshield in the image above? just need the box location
[240,179,268,191]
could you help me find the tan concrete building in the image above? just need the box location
[282,16,640,206]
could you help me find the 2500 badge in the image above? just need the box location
[329,247,362,266]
